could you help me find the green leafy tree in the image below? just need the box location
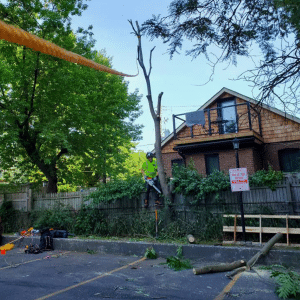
[0,0,142,193]
[118,149,146,179]
[142,0,300,110]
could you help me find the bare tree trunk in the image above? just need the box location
[129,20,172,202]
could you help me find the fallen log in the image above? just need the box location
[226,266,247,279]
[193,260,246,275]
[187,234,195,244]
[247,232,283,268]
[226,232,283,279]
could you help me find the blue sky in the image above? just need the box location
[5,0,264,152]
[70,0,264,152]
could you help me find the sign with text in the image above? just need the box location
[229,168,250,192]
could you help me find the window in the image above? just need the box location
[171,159,184,176]
[279,149,300,172]
[218,98,238,134]
[205,154,220,175]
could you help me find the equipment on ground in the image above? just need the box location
[39,228,54,251]
[0,227,33,253]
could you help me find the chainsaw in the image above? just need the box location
[145,177,161,194]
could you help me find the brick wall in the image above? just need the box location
[169,148,258,177]
[263,141,300,170]
[161,152,183,177]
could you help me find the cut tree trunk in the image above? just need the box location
[193,260,246,275]
[187,234,195,244]
[226,232,283,279]
[247,232,283,268]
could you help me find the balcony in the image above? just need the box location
[172,102,263,146]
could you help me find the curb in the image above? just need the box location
[2,235,300,268]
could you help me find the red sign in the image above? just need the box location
[229,168,250,192]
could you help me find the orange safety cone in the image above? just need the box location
[1,249,6,255]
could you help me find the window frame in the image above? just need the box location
[217,97,238,134]
[205,153,220,175]
[278,148,300,172]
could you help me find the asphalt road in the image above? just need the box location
[0,248,281,300]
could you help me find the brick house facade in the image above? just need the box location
[161,87,300,177]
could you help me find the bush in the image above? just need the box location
[249,166,284,191]
[88,175,145,204]
[31,202,75,232]
[75,205,108,236]
[172,163,230,204]
[0,199,17,233]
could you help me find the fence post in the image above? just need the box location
[285,180,294,214]
[27,188,32,212]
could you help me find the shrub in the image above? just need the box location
[249,166,283,191]
[75,205,108,236]
[32,202,75,231]
[172,163,230,204]
[88,175,145,204]
[0,199,17,233]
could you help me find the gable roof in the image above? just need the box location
[160,87,300,148]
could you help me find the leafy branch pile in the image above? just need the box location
[165,246,193,271]
[144,247,157,259]
[261,265,300,299]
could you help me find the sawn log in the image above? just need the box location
[193,260,246,275]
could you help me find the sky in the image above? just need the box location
[69,0,263,152]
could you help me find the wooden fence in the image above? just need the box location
[0,174,300,214]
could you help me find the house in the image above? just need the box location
[161,87,300,177]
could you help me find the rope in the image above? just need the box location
[0,20,137,77]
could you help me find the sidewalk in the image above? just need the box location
[2,235,300,268]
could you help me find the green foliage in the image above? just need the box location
[0,199,17,232]
[118,149,146,180]
[261,265,300,299]
[0,0,142,192]
[74,205,107,236]
[171,162,203,200]
[32,203,75,231]
[172,164,284,204]
[171,163,230,204]
[165,246,193,271]
[249,166,284,191]
[89,176,145,204]
[144,247,157,259]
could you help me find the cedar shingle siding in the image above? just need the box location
[161,88,300,177]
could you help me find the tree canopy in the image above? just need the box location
[142,0,300,111]
[0,0,142,192]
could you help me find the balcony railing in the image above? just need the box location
[172,102,262,140]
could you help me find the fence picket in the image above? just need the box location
[1,175,300,215]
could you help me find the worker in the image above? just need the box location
[141,152,162,208]
[0,216,3,245]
